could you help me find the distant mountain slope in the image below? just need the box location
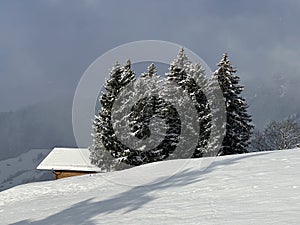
[0,96,76,161]
[1,149,300,224]
[0,149,53,191]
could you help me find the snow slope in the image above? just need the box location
[0,149,53,191]
[1,149,300,224]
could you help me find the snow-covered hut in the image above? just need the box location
[37,148,101,179]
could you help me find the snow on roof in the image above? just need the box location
[36,148,101,172]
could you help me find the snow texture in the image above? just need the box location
[1,149,300,224]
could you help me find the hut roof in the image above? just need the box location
[37,148,101,172]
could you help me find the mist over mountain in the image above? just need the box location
[0,96,76,161]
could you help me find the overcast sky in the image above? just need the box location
[0,0,299,128]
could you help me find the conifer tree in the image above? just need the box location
[128,63,181,163]
[89,61,135,170]
[212,53,254,155]
[166,48,211,158]
[90,62,181,169]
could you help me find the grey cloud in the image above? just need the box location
[0,0,299,128]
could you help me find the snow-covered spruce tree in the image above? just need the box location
[90,62,181,169]
[89,60,135,171]
[127,63,181,163]
[166,48,211,158]
[89,138,118,172]
[188,63,212,157]
[212,53,253,155]
[129,64,167,142]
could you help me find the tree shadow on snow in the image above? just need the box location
[12,152,270,225]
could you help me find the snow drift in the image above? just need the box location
[1,149,300,224]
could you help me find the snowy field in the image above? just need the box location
[1,149,300,224]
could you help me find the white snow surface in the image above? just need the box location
[1,149,300,224]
